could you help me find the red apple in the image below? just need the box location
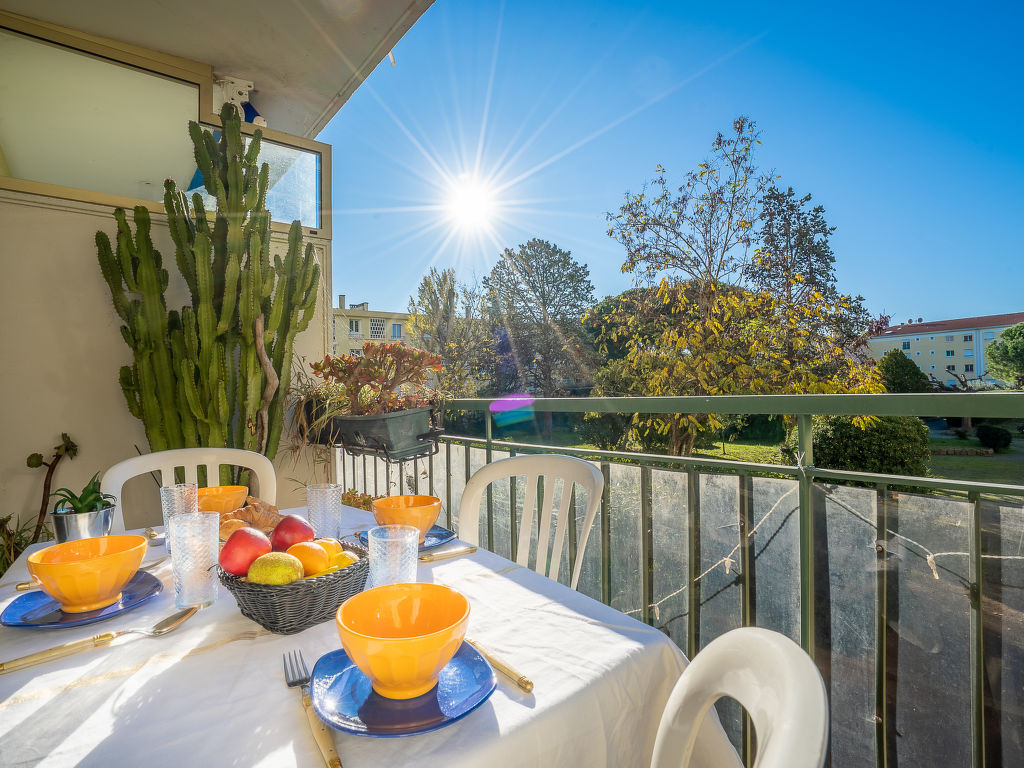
[219,527,272,576]
[270,514,316,552]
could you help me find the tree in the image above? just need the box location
[608,116,771,302]
[987,323,1024,387]
[484,239,596,434]
[877,349,932,393]
[745,185,874,364]
[407,267,492,398]
[598,118,880,454]
[586,280,881,455]
[746,186,837,300]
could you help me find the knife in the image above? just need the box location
[0,606,198,675]
[419,546,477,563]
[466,638,534,693]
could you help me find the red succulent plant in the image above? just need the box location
[310,342,442,415]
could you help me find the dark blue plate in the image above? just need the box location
[1,571,163,629]
[358,525,457,552]
[310,642,496,737]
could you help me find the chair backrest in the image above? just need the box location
[651,627,828,768]
[100,448,277,532]
[457,454,603,589]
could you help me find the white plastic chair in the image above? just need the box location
[458,454,603,589]
[651,627,828,768]
[100,448,277,532]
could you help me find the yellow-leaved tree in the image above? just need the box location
[592,117,881,455]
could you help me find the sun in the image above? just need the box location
[444,174,496,232]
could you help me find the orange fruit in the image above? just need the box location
[315,538,343,561]
[335,551,358,568]
[286,541,330,576]
[306,565,342,579]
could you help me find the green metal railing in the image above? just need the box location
[336,392,1024,767]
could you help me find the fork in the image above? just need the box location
[283,650,343,768]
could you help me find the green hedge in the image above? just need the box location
[975,423,1013,452]
[783,414,930,477]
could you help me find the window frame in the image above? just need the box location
[0,11,332,240]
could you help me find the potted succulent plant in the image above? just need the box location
[301,342,444,460]
[50,472,117,542]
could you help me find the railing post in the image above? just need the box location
[601,462,612,606]
[797,414,815,658]
[686,468,701,659]
[485,410,494,552]
[875,484,889,768]
[428,450,434,497]
[445,441,453,529]
[510,448,518,562]
[738,472,755,766]
[640,466,654,626]
[970,491,986,768]
[568,485,578,588]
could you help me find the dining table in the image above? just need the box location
[0,505,739,768]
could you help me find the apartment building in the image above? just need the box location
[867,311,1024,387]
[331,293,410,355]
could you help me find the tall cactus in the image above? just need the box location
[97,103,320,467]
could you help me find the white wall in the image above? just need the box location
[0,189,329,532]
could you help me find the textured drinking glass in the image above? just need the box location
[168,512,220,609]
[306,483,343,539]
[159,483,198,555]
[367,525,419,588]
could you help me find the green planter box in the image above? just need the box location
[303,403,435,460]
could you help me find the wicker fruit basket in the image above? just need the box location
[217,544,368,635]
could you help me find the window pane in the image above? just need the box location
[188,130,321,228]
[0,29,198,200]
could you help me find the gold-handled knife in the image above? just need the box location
[14,556,169,592]
[419,546,477,563]
[0,606,198,675]
[466,638,534,694]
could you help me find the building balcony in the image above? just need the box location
[333,391,1024,768]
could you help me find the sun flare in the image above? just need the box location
[444,174,496,232]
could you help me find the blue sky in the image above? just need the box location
[318,0,1024,323]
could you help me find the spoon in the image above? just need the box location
[145,527,165,546]
[14,555,169,592]
[0,605,200,675]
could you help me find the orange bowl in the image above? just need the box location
[197,485,249,514]
[336,583,470,699]
[27,534,147,613]
[371,495,442,544]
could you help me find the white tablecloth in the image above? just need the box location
[0,507,739,768]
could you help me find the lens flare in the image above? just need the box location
[445,175,496,231]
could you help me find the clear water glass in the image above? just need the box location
[306,483,343,539]
[367,525,419,589]
[159,483,198,555]
[168,512,220,609]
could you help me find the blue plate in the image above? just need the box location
[358,525,457,552]
[310,642,496,737]
[1,571,163,629]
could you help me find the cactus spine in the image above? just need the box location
[98,103,319,467]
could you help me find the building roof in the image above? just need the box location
[870,311,1024,339]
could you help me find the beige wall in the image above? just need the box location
[331,305,411,356]
[0,189,329,531]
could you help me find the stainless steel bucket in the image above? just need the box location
[51,506,115,543]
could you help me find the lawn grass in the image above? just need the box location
[927,438,1024,485]
[487,424,1023,488]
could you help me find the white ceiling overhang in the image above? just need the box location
[0,0,435,138]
